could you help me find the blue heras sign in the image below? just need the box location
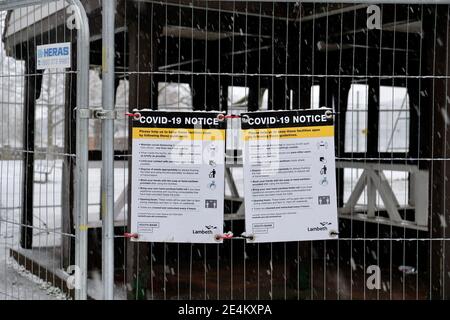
[36,42,71,70]
[37,46,70,58]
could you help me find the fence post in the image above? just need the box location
[68,0,90,300]
[102,0,116,300]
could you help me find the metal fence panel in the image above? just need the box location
[2,0,450,301]
[0,0,89,300]
[115,1,450,300]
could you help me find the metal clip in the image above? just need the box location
[124,233,139,239]
[324,109,334,119]
[242,234,255,241]
[76,108,118,120]
[93,109,117,120]
[329,230,339,238]
[241,114,250,123]
[77,108,92,119]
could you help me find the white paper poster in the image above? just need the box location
[130,111,226,243]
[242,109,339,243]
[36,42,71,70]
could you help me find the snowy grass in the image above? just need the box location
[0,160,129,300]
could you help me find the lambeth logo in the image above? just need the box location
[192,225,217,234]
[307,222,331,232]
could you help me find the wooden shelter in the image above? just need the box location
[2,1,449,299]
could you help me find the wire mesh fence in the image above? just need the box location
[1,0,450,300]
[0,0,89,300]
[118,0,449,300]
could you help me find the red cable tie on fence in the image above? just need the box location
[124,233,139,239]
[125,112,140,118]
[224,115,241,119]
[217,114,241,121]
[215,232,234,240]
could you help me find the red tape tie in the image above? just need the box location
[217,114,241,121]
[125,112,140,118]
[124,233,139,239]
[215,231,234,240]
[224,115,241,119]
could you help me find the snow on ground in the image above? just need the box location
[0,160,129,300]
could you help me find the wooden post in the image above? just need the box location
[126,2,159,299]
[205,41,220,111]
[20,50,43,249]
[271,20,288,111]
[366,78,380,157]
[335,80,351,208]
[424,5,450,300]
[247,78,259,112]
[192,75,206,111]
[61,42,77,267]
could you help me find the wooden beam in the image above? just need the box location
[126,1,160,300]
[425,5,450,300]
[335,81,351,208]
[61,42,77,267]
[20,49,43,249]
[367,73,380,157]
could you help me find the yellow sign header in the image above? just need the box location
[242,126,334,141]
[132,127,225,141]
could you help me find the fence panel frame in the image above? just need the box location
[0,0,90,300]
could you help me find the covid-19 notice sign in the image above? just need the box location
[242,109,339,243]
[130,111,226,243]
